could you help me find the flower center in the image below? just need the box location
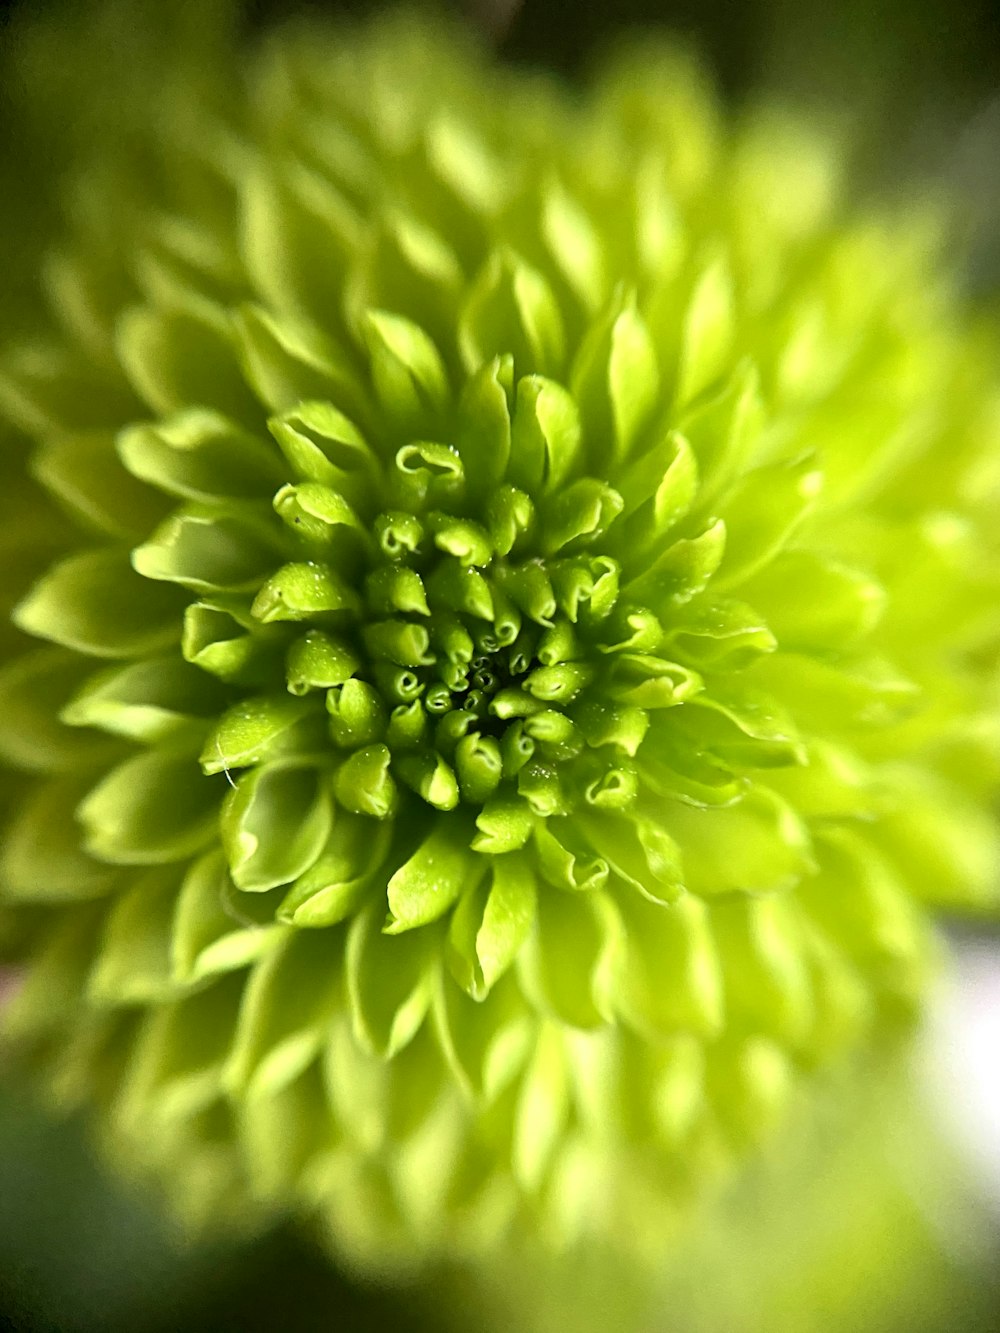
[203,410,698,818]
[342,497,609,811]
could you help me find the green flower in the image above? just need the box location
[0,8,998,1271]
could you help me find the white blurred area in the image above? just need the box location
[925,937,1000,1213]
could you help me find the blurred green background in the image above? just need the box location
[1,0,999,1328]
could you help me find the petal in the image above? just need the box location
[117,976,245,1133]
[332,744,397,819]
[800,827,931,1004]
[346,901,437,1057]
[0,647,120,770]
[15,548,183,658]
[201,694,324,774]
[89,865,184,1005]
[541,180,606,313]
[435,972,533,1101]
[661,598,776,672]
[738,550,886,653]
[286,629,361,696]
[236,304,367,419]
[571,292,659,465]
[221,761,333,891]
[664,785,815,896]
[472,795,535,854]
[132,507,281,594]
[65,655,226,746]
[713,455,824,589]
[172,851,282,984]
[364,309,450,436]
[2,775,118,901]
[278,815,391,928]
[268,400,379,504]
[251,560,360,622]
[674,253,736,406]
[509,375,582,495]
[512,1024,570,1192]
[616,892,723,1039]
[675,358,763,507]
[240,1063,337,1201]
[459,249,565,379]
[182,598,288,686]
[79,750,222,865]
[623,517,726,607]
[116,301,257,421]
[240,161,361,328]
[118,409,285,501]
[710,895,814,1046]
[34,429,167,538]
[520,888,622,1029]
[224,929,344,1100]
[446,851,537,998]
[706,1036,793,1147]
[580,811,683,904]
[456,356,513,498]
[385,816,482,933]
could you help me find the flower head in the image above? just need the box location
[0,9,998,1269]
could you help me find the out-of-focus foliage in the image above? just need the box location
[471,1052,1000,1333]
[1,1052,995,1332]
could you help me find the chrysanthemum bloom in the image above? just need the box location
[0,9,998,1270]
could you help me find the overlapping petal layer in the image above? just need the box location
[0,11,998,1269]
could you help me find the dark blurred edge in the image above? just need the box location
[3,0,1000,98]
[0,1085,440,1333]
